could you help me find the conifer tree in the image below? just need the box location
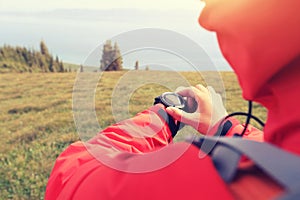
[49,57,56,72]
[112,42,123,71]
[100,41,123,71]
[58,61,64,72]
[100,40,113,71]
[40,41,49,56]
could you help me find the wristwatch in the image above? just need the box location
[154,92,187,110]
[154,92,186,137]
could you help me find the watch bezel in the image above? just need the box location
[160,92,186,109]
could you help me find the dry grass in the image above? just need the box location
[0,71,267,199]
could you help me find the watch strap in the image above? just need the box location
[157,108,180,138]
[150,105,181,138]
[154,96,164,107]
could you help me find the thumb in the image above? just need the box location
[166,107,187,122]
[166,107,202,132]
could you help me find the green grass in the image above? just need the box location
[0,71,267,199]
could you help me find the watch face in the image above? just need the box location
[162,92,185,108]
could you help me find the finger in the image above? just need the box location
[177,86,211,113]
[176,86,201,99]
[195,84,207,92]
[175,86,186,93]
[166,107,201,131]
[186,97,198,113]
[207,86,222,98]
[207,86,216,94]
[207,86,224,104]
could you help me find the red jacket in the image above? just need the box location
[46,1,300,199]
[45,103,263,200]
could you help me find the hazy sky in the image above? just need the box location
[0,0,201,11]
[0,0,231,70]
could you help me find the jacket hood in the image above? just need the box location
[199,0,300,100]
[199,0,300,154]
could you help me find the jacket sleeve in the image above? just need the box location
[45,104,173,199]
[226,117,264,142]
[208,117,264,142]
[88,104,173,153]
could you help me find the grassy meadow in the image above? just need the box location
[0,71,267,199]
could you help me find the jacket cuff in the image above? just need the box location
[207,117,241,137]
[149,104,179,139]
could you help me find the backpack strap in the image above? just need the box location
[191,136,300,199]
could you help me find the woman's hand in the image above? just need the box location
[166,84,227,134]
